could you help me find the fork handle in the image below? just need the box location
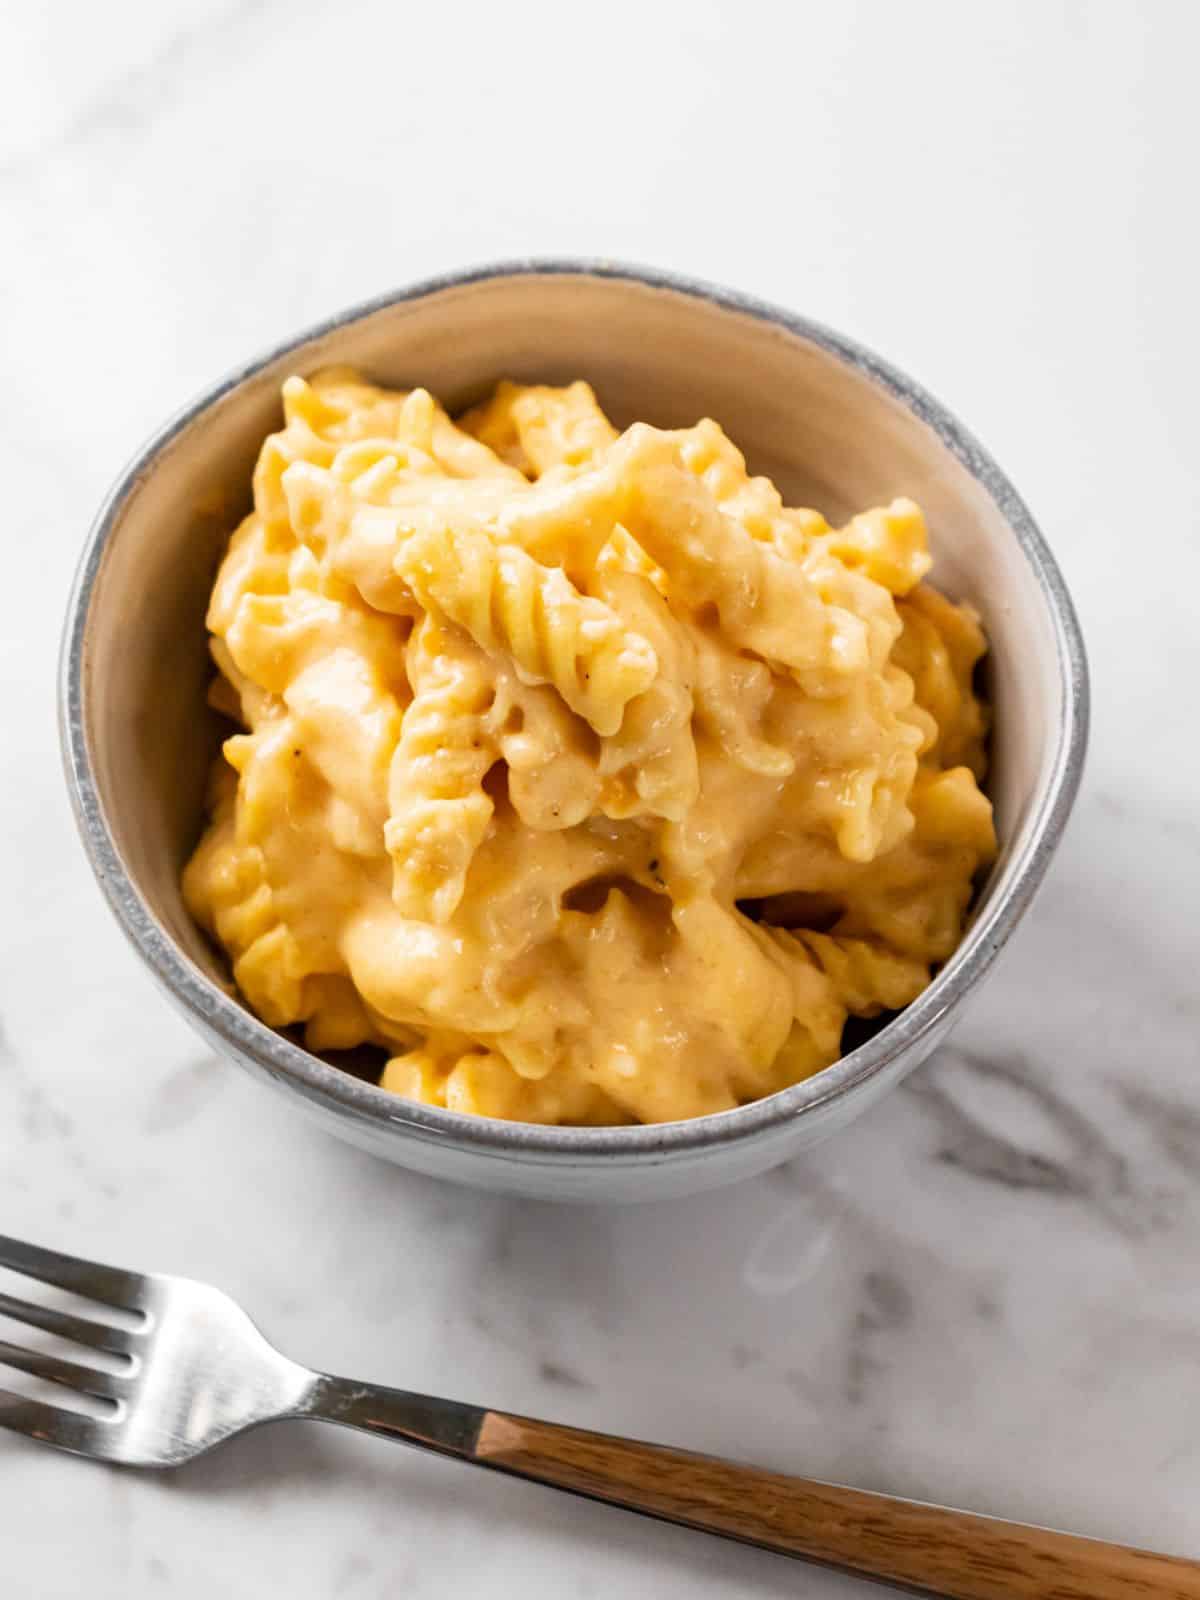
[474,1413,1200,1596]
[308,1380,1200,1597]
[470,1413,1199,1597]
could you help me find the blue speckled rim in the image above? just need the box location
[59,259,1089,1168]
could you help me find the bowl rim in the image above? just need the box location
[59,257,1089,1167]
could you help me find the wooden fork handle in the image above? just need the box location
[474,1412,1200,1598]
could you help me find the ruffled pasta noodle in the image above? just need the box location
[184,372,997,1125]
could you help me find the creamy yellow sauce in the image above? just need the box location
[184,372,996,1124]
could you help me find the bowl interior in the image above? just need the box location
[70,268,1068,1122]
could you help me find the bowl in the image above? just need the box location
[60,260,1088,1202]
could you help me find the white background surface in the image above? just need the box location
[2,3,1199,1594]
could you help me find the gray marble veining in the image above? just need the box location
[2,2,1198,1594]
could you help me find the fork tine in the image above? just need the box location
[0,1234,147,1311]
[0,1290,133,1355]
[0,1386,107,1456]
[0,1339,127,1402]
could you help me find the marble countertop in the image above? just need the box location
[2,3,1198,1594]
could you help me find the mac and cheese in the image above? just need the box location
[184,372,996,1124]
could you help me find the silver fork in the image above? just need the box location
[2,1233,1198,1600]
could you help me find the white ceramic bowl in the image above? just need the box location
[60,261,1088,1202]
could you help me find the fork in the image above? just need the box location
[2,1234,1197,1599]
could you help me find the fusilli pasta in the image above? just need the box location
[184,371,997,1125]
